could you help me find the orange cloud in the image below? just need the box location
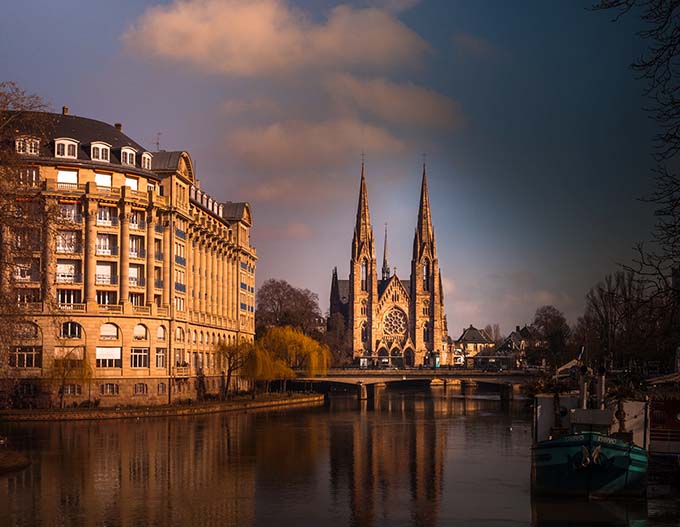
[256,220,315,240]
[222,97,280,116]
[226,118,404,170]
[123,0,430,77]
[327,74,464,129]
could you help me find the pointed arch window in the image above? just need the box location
[361,322,368,343]
[423,322,431,342]
[360,300,367,316]
[423,300,430,316]
[423,259,430,292]
[361,259,368,291]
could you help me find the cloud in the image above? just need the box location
[222,97,280,116]
[256,220,314,240]
[227,117,404,171]
[366,0,422,13]
[452,33,496,58]
[123,0,430,77]
[327,74,464,129]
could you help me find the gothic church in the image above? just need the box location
[330,164,449,367]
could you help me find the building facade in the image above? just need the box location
[330,164,448,367]
[1,109,256,407]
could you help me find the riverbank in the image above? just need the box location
[0,393,325,422]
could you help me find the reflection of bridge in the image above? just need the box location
[297,369,538,401]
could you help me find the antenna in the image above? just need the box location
[154,132,162,152]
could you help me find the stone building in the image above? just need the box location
[1,108,256,407]
[330,163,448,367]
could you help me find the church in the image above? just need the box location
[330,163,449,367]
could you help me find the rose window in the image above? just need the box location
[383,309,407,336]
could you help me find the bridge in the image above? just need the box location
[295,369,538,402]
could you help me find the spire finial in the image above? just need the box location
[382,222,390,281]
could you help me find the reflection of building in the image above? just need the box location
[2,109,256,406]
[328,395,446,527]
[329,164,448,367]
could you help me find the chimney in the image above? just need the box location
[516,326,520,333]
[114,123,122,131]
[62,106,69,115]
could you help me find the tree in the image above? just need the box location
[0,82,50,380]
[324,311,352,366]
[255,279,322,337]
[532,305,572,368]
[47,345,93,409]
[216,340,249,399]
[259,326,331,376]
[241,342,293,397]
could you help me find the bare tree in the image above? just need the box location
[216,341,250,399]
[256,278,322,337]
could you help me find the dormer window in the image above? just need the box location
[121,147,136,166]
[16,137,40,156]
[91,142,111,163]
[55,138,79,159]
[141,152,152,170]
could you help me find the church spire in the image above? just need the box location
[352,161,373,259]
[382,223,390,281]
[414,162,436,257]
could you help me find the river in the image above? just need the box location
[0,386,677,526]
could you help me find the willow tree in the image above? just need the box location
[259,326,331,376]
[241,343,294,398]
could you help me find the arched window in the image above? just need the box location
[360,300,367,316]
[157,325,166,341]
[175,327,185,342]
[100,323,119,340]
[199,331,204,344]
[423,322,430,342]
[193,330,197,344]
[422,300,430,316]
[133,324,148,341]
[14,322,39,340]
[360,259,368,291]
[423,259,430,291]
[361,322,368,343]
[60,321,82,339]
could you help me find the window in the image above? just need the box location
[361,260,368,291]
[13,323,39,340]
[383,309,408,336]
[121,147,137,166]
[423,259,430,292]
[18,167,40,186]
[100,383,119,395]
[91,143,111,162]
[100,323,119,340]
[55,139,78,159]
[129,293,144,306]
[141,153,152,170]
[125,176,138,189]
[61,384,81,396]
[158,382,166,395]
[129,235,144,257]
[133,324,148,341]
[60,321,82,339]
[9,346,42,368]
[96,347,121,368]
[129,264,143,286]
[360,300,367,316]
[157,325,166,341]
[175,296,185,312]
[156,348,167,368]
[95,172,112,187]
[57,231,80,253]
[16,137,39,155]
[423,322,431,342]
[361,323,368,343]
[96,234,116,255]
[131,348,149,368]
[423,301,430,316]
[57,289,81,305]
[17,289,41,303]
[95,262,115,284]
[57,170,78,187]
[175,327,185,342]
[97,206,117,226]
[59,202,81,222]
[133,383,148,395]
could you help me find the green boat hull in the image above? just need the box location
[532,432,647,498]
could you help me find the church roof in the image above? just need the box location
[378,277,410,297]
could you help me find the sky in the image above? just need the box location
[1,0,657,337]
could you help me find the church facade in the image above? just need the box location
[330,164,448,367]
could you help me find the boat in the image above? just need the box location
[531,367,649,498]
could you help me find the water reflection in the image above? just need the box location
[0,387,668,526]
[531,498,648,527]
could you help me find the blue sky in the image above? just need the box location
[1,0,655,336]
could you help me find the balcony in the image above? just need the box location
[96,216,119,227]
[96,246,118,256]
[157,305,169,317]
[132,305,151,316]
[56,182,86,192]
[154,251,164,260]
[129,248,146,259]
[174,255,186,266]
[155,224,164,234]
[154,279,164,289]
[95,274,118,285]
[129,276,146,287]
[56,245,82,254]
[130,220,146,231]
[58,303,86,313]
[98,304,122,314]
[175,229,186,240]
[173,366,190,378]
[59,214,82,224]
[56,272,82,284]
[174,282,186,293]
